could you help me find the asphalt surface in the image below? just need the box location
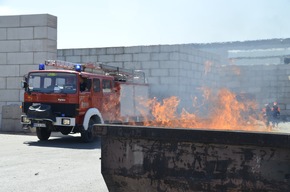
[1,122,290,192]
[0,132,108,192]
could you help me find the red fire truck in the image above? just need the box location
[20,60,148,142]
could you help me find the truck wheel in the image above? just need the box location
[81,118,96,143]
[36,128,51,141]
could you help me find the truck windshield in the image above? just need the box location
[28,72,77,94]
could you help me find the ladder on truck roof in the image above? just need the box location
[44,60,146,83]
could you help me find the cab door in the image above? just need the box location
[91,78,102,110]
[79,77,92,116]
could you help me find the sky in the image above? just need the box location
[0,0,290,49]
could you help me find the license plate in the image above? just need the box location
[33,123,46,127]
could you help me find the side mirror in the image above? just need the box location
[21,80,28,89]
[21,80,31,94]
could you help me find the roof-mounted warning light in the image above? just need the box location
[39,63,45,70]
[74,64,82,72]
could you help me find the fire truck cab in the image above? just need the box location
[20,60,148,142]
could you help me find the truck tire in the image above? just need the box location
[36,127,51,141]
[81,118,96,143]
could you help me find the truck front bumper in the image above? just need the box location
[21,115,76,127]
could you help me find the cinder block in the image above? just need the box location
[107,47,124,54]
[170,52,180,61]
[19,64,38,76]
[169,69,179,76]
[141,45,160,53]
[160,76,178,84]
[61,49,74,56]
[7,27,33,40]
[0,28,6,40]
[34,52,57,64]
[0,15,20,27]
[6,77,23,89]
[0,77,5,88]
[106,62,123,68]
[0,65,19,77]
[124,61,142,69]
[151,53,170,61]
[89,48,107,55]
[248,87,262,93]
[0,102,5,113]
[98,55,115,62]
[160,61,179,69]
[65,55,81,63]
[19,90,25,102]
[48,27,57,41]
[1,118,23,132]
[150,69,169,77]
[147,77,160,84]
[124,46,142,54]
[20,14,57,28]
[21,39,56,52]
[0,90,20,102]
[115,54,132,62]
[0,53,7,64]
[7,52,33,64]
[179,53,189,62]
[226,81,241,88]
[81,55,98,63]
[141,61,159,69]
[73,49,90,56]
[2,104,22,119]
[160,45,179,52]
[34,27,57,41]
[180,61,191,70]
[149,84,169,98]
[0,40,20,52]
[133,53,150,61]
[7,101,22,106]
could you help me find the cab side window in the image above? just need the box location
[93,78,100,92]
[80,77,91,92]
[102,79,112,93]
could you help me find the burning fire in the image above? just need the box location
[143,88,266,131]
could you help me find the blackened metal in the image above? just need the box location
[95,124,290,192]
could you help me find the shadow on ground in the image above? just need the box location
[23,135,101,150]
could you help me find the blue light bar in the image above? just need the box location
[39,63,45,70]
[74,64,82,72]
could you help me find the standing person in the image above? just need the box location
[263,103,272,127]
[272,102,280,127]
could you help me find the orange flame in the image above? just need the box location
[143,88,266,131]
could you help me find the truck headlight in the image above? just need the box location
[61,118,71,125]
[21,116,31,124]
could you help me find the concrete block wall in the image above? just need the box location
[3,13,290,131]
[57,45,221,111]
[194,39,290,66]
[219,64,290,117]
[0,14,57,131]
[228,48,290,65]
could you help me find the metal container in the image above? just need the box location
[94,124,290,192]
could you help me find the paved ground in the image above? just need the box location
[266,121,290,133]
[1,122,289,192]
[0,132,108,192]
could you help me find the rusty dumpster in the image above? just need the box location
[94,124,290,192]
